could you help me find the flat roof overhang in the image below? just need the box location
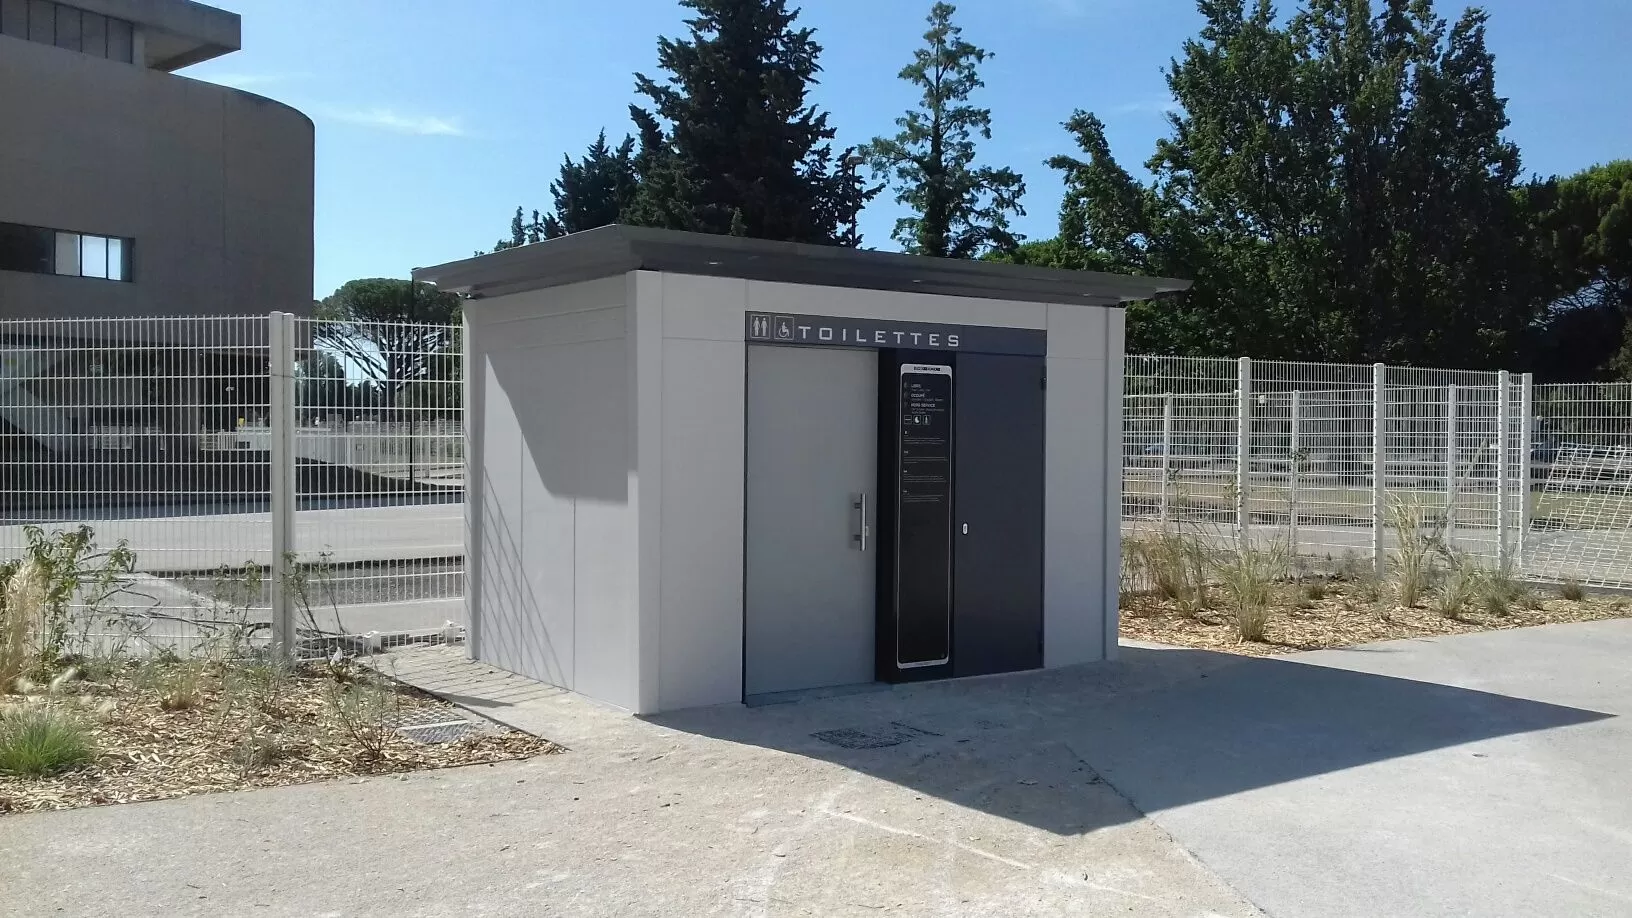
[413,225,1191,307]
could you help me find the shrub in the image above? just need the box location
[1432,562,1480,620]
[1559,579,1586,602]
[1386,495,1446,608]
[1214,541,1285,642]
[0,705,95,777]
[1127,527,1211,617]
[324,672,399,763]
[1,559,46,691]
[150,662,206,712]
[1479,561,1529,617]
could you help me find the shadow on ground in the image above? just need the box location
[650,644,1612,836]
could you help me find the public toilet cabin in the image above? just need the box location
[415,225,1189,715]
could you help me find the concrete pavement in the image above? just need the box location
[1,650,1260,918]
[5,621,1628,916]
[1086,621,1632,918]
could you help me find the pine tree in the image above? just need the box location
[491,131,638,251]
[542,131,639,238]
[862,2,1025,258]
[625,0,877,244]
[492,206,543,252]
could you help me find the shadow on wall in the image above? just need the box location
[649,645,1611,837]
[477,468,567,688]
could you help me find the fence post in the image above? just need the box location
[1517,372,1533,570]
[1372,362,1386,579]
[1288,389,1301,561]
[1237,357,1252,546]
[268,311,297,658]
[1159,393,1174,525]
[1497,369,1511,569]
[1445,384,1458,550]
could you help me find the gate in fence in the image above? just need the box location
[0,312,464,652]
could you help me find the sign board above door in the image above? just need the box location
[746,312,1045,357]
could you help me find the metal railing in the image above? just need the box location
[0,313,464,653]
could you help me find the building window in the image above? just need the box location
[0,222,132,282]
[0,0,134,63]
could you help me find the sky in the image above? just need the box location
[181,0,1632,299]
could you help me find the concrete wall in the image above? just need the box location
[1043,303,1125,667]
[0,34,313,323]
[637,272,1121,712]
[465,276,641,711]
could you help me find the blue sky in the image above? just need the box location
[183,0,1632,299]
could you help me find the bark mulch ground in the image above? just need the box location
[1121,580,1632,657]
[0,660,559,815]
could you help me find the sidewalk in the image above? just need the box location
[1,645,1260,918]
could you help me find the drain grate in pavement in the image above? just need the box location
[398,720,485,744]
[386,706,490,745]
[812,728,904,749]
[812,723,937,750]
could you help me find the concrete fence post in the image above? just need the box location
[1445,384,1458,550]
[1497,370,1512,569]
[1518,373,1533,570]
[1372,362,1387,579]
[268,311,297,658]
[1159,392,1174,525]
[1237,357,1252,547]
[1288,389,1301,561]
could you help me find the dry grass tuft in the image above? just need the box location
[1126,527,1211,618]
[1213,541,1286,643]
[1386,495,1446,608]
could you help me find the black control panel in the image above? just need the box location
[895,365,953,668]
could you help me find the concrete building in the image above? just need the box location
[418,226,1189,714]
[0,0,313,322]
[0,0,313,460]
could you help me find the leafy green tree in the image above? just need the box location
[1523,162,1632,379]
[625,0,877,244]
[314,279,462,408]
[861,2,1025,258]
[1038,0,1541,367]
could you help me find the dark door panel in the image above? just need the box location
[953,354,1045,677]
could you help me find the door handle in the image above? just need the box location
[851,492,868,552]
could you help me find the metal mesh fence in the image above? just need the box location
[0,313,464,655]
[1524,383,1632,587]
[11,313,1632,659]
[1122,356,1532,580]
[289,317,464,638]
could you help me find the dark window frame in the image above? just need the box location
[0,221,134,283]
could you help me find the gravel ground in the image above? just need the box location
[0,660,555,815]
[1121,578,1632,654]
